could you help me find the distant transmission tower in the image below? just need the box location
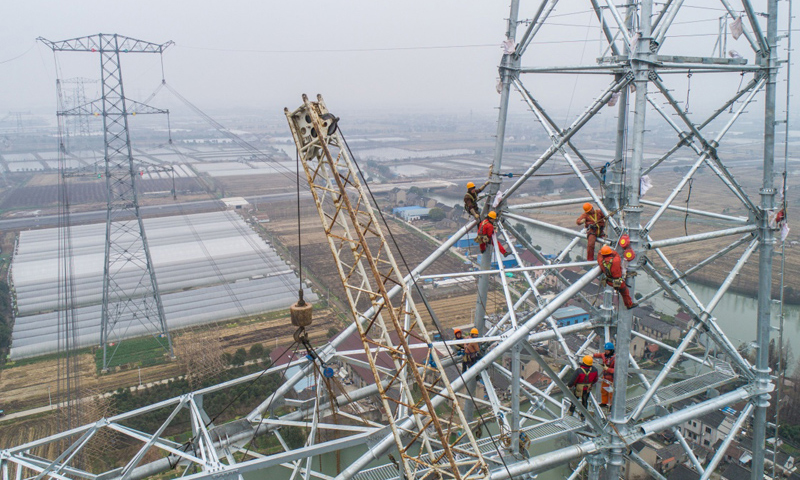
[40,34,174,371]
[62,77,97,142]
[7,111,30,135]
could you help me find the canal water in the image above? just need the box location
[512,224,800,360]
[421,191,798,358]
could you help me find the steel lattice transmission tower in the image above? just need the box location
[63,77,97,143]
[40,34,174,370]
[2,5,791,480]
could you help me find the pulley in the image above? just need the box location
[619,234,631,249]
[623,248,636,261]
[290,288,313,328]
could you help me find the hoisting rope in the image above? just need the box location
[296,150,305,305]
[730,72,746,113]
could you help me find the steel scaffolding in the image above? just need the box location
[1,3,790,479]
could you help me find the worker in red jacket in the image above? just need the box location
[567,355,599,418]
[597,245,634,309]
[576,203,606,261]
[593,342,615,407]
[476,211,509,256]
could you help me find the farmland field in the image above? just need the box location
[0,176,208,211]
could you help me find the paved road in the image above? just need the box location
[0,192,306,231]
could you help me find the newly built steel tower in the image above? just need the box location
[40,34,174,370]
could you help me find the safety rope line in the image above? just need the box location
[684,178,693,236]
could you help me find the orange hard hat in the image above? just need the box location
[467,182,476,189]
[583,203,592,212]
[487,211,497,219]
[454,328,462,335]
[600,245,613,256]
[470,328,479,336]
[582,355,593,366]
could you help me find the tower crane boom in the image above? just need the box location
[286,94,488,480]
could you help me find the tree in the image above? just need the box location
[562,177,583,192]
[327,327,339,338]
[428,208,446,222]
[514,223,532,244]
[769,339,793,377]
[231,348,247,366]
[282,426,308,449]
[539,179,555,194]
[249,343,265,360]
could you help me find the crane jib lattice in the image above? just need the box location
[286,94,488,480]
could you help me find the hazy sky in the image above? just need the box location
[1,1,796,121]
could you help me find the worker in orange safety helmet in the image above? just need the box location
[476,211,510,256]
[462,328,482,372]
[593,342,616,408]
[576,203,606,261]
[452,328,465,355]
[567,355,599,418]
[464,180,490,221]
[597,245,634,309]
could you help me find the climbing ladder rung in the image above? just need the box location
[352,415,586,480]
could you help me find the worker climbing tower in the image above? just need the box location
[40,35,174,370]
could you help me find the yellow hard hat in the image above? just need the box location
[582,355,593,366]
[487,211,497,219]
[600,245,613,256]
[467,182,476,189]
[583,203,592,212]
[470,328,479,335]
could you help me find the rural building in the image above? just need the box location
[221,196,250,210]
[551,306,588,327]
[388,188,407,205]
[680,409,734,449]
[547,333,587,359]
[392,205,431,221]
[667,465,699,480]
[720,464,751,480]
[455,232,478,248]
[632,306,681,342]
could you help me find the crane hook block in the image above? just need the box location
[290,289,313,328]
